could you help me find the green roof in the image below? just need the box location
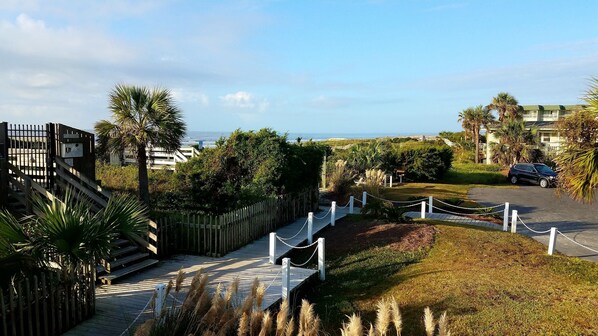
[521,104,586,111]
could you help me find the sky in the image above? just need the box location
[1,0,598,135]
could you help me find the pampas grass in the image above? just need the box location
[138,275,449,336]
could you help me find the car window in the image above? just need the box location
[534,164,555,175]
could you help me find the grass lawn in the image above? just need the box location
[302,216,598,335]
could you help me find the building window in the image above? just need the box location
[542,133,551,142]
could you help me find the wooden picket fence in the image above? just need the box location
[0,265,95,336]
[154,189,319,257]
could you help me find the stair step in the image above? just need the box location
[113,238,130,247]
[106,252,149,271]
[110,245,138,258]
[99,259,159,285]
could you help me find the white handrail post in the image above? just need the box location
[331,201,336,227]
[428,196,433,214]
[362,191,367,207]
[318,238,325,281]
[154,284,166,318]
[421,201,426,219]
[510,210,518,233]
[503,202,510,232]
[384,175,387,188]
[282,258,290,301]
[548,227,557,255]
[269,232,276,264]
[399,174,403,184]
[349,196,354,214]
[389,175,393,188]
[307,212,314,244]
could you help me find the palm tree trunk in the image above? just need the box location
[474,130,480,164]
[137,145,151,206]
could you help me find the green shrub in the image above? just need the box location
[175,129,326,213]
[328,160,355,198]
[395,142,453,181]
[440,163,506,185]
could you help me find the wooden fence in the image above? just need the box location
[154,189,319,257]
[0,265,95,336]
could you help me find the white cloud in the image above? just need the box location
[220,91,269,112]
[171,88,209,106]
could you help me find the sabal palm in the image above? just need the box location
[0,192,148,280]
[458,105,495,163]
[491,120,537,165]
[555,78,598,202]
[95,84,186,205]
[487,92,522,122]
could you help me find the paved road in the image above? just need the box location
[469,185,598,262]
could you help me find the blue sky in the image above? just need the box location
[1,0,598,135]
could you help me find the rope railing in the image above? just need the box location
[313,207,332,220]
[395,202,422,209]
[430,203,504,217]
[434,198,505,210]
[336,199,352,208]
[119,294,154,336]
[276,236,319,249]
[556,230,598,254]
[276,218,309,241]
[290,245,319,267]
[264,269,282,293]
[366,193,426,204]
[516,215,551,234]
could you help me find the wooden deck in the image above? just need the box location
[65,205,354,336]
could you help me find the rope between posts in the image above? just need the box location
[354,198,363,203]
[313,208,332,220]
[394,202,422,209]
[430,204,504,216]
[277,218,309,241]
[516,215,551,234]
[434,198,505,210]
[169,293,184,305]
[119,294,154,336]
[556,230,598,254]
[336,199,351,208]
[264,269,282,293]
[290,245,319,267]
[276,236,320,249]
[366,193,426,204]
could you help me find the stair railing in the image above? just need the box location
[54,157,158,255]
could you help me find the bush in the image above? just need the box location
[175,129,327,213]
[440,163,506,185]
[395,142,453,181]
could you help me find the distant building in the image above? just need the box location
[485,104,586,163]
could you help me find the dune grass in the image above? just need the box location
[306,218,598,335]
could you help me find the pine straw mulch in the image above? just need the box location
[322,218,437,256]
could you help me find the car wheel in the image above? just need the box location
[510,175,518,184]
[539,179,549,188]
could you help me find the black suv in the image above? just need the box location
[508,163,557,188]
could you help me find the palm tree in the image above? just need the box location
[491,120,538,165]
[95,84,186,205]
[458,105,495,163]
[555,78,598,203]
[487,92,522,122]
[0,191,148,282]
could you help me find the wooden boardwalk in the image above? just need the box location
[65,205,353,336]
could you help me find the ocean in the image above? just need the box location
[183,131,431,148]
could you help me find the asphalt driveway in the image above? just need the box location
[469,185,598,262]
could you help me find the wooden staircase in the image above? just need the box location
[97,238,159,285]
[5,159,160,285]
